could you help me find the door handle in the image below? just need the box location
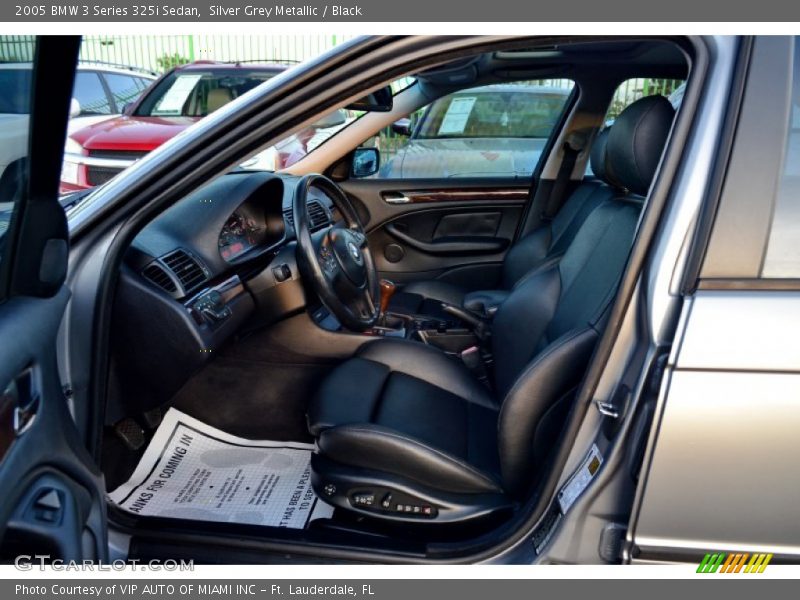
[7,369,40,436]
[383,193,412,205]
[14,394,39,436]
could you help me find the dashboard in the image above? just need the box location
[127,171,336,298]
[110,171,340,420]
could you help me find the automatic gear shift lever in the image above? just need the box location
[379,279,397,315]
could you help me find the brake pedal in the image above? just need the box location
[114,418,146,451]
[141,407,163,430]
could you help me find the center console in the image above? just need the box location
[370,311,482,355]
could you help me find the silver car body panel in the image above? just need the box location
[633,292,800,557]
[631,36,800,561]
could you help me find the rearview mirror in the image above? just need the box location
[351,147,380,178]
[69,98,81,118]
[346,86,393,112]
[391,118,412,136]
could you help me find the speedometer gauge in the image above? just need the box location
[219,211,257,261]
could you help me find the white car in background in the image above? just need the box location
[0,61,155,204]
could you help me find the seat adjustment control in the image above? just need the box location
[348,488,437,518]
[352,492,375,507]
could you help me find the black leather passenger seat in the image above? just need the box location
[307,95,676,524]
[390,126,619,317]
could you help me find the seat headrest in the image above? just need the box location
[207,88,233,113]
[589,128,612,185]
[606,95,675,196]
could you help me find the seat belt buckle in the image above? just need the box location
[460,345,482,370]
[460,346,491,388]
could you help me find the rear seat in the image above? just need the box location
[389,126,621,318]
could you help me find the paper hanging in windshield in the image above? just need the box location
[438,96,477,135]
[108,408,333,529]
[152,74,203,116]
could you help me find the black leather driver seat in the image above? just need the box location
[389,126,619,317]
[307,96,675,523]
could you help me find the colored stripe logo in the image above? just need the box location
[697,552,773,573]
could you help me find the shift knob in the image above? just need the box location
[379,279,397,314]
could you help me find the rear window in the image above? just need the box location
[415,88,570,139]
[0,68,32,114]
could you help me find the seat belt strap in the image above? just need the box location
[542,134,584,220]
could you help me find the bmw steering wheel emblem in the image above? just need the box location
[347,241,362,263]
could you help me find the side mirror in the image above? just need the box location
[391,118,412,137]
[351,147,380,178]
[69,98,81,118]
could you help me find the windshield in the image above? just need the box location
[243,108,360,172]
[239,77,415,173]
[415,88,570,139]
[0,67,32,114]
[135,68,280,118]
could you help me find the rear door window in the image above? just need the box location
[0,67,32,114]
[73,71,112,115]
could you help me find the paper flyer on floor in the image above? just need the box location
[108,408,334,529]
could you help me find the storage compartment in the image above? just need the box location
[416,328,478,354]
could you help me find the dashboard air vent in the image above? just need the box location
[142,263,177,294]
[161,249,208,292]
[284,200,331,232]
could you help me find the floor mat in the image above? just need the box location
[170,357,329,443]
[108,408,333,529]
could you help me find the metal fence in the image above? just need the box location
[0,34,356,71]
[0,37,681,111]
[608,77,683,119]
[0,37,679,95]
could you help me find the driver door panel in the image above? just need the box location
[0,36,108,563]
[341,177,529,287]
[0,292,107,563]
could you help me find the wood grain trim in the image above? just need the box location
[383,188,529,204]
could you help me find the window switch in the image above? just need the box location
[273,264,291,282]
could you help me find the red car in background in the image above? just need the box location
[61,61,288,192]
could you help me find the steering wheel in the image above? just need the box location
[293,174,380,331]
